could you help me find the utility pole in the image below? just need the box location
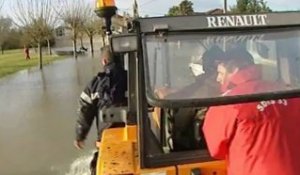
[133,0,139,18]
[223,0,227,51]
[224,0,228,14]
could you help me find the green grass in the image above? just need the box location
[0,49,64,78]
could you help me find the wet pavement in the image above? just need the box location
[0,55,101,175]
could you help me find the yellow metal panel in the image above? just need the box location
[97,126,177,175]
[97,127,138,175]
[177,161,227,175]
[100,126,137,144]
[98,141,136,175]
[124,125,137,142]
[100,128,125,143]
[139,167,176,175]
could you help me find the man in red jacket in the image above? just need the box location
[203,47,300,175]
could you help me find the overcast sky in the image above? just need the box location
[117,0,300,16]
[1,0,300,17]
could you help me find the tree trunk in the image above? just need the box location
[73,30,78,59]
[80,36,83,48]
[38,42,43,69]
[101,34,105,47]
[47,39,52,55]
[1,45,4,55]
[34,47,37,54]
[89,35,94,57]
[73,39,77,59]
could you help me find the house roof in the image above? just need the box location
[206,8,224,14]
[194,8,224,15]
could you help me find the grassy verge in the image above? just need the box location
[0,49,64,78]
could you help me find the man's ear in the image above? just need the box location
[102,59,107,66]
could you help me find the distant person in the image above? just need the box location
[24,46,30,60]
[203,47,300,175]
[74,46,127,175]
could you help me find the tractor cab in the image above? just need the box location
[97,11,300,175]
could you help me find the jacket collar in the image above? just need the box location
[104,62,116,74]
[222,65,262,94]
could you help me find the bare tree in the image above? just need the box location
[21,28,35,47]
[78,30,85,49]
[83,8,104,56]
[44,23,56,55]
[56,0,90,59]
[12,0,57,69]
[0,0,4,12]
[0,16,12,54]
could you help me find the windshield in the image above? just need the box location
[144,29,300,101]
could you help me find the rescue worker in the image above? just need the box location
[74,46,127,174]
[203,47,300,175]
[157,45,224,99]
[155,46,225,150]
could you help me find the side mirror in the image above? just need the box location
[110,33,138,53]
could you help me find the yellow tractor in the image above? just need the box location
[94,1,300,174]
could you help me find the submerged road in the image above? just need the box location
[0,56,101,175]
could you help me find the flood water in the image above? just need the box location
[0,56,102,175]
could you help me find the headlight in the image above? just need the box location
[111,34,137,53]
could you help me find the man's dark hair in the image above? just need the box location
[222,46,254,72]
[202,45,225,73]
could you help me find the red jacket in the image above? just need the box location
[203,65,300,175]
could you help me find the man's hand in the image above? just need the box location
[154,87,177,99]
[74,140,85,150]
